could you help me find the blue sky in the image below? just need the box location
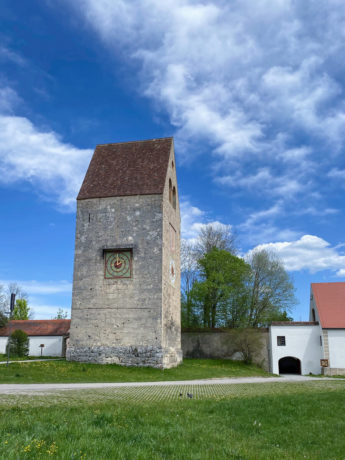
[0,0,345,320]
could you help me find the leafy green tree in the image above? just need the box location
[246,249,296,327]
[0,311,8,328]
[0,282,28,314]
[189,249,251,328]
[6,329,29,357]
[53,308,69,319]
[13,299,30,320]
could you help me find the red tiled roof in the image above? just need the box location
[312,282,345,328]
[77,138,173,200]
[0,320,70,337]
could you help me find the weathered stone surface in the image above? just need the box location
[67,140,182,368]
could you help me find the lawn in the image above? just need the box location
[0,358,271,384]
[0,381,344,459]
[0,354,61,362]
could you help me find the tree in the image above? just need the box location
[13,299,30,320]
[245,249,297,327]
[194,223,236,258]
[189,248,251,328]
[231,328,264,364]
[6,329,29,357]
[0,282,28,314]
[181,240,199,328]
[53,308,69,319]
[0,311,8,328]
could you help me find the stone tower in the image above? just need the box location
[67,138,182,368]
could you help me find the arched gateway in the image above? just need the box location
[279,356,301,374]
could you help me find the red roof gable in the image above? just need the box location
[312,282,345,328]
[77,137,173,200]
[0,320,70,337]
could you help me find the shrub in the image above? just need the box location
[6,329,29,357]
[231,328,263,365]
[0,311,8,328]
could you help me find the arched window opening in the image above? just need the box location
[172,186,176,210]
[169,179,172,205]
[312,308,316,322]
[171,160,174,169]
[278,357,301,375]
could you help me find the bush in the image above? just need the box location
[6,329,29,357]
[0,312,8,328]
[231,328,263,365]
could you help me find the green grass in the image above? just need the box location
[0,354,61,362]
[0,358,271,384]
[0,381,344,459]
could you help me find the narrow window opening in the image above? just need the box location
[171,160,174,169]
[172,186,176,209]
[320,336,322,346]
[88,213,91,223]
[277,336,286,346]
[312,308,316,322]
[169,179,172,205]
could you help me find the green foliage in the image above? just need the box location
[12,299,30,320]
[0,311,8,328]
[53,308,69,319]
[6,329,29,357]
[246,249,297,327]
[185,248,251,328]
[183,246,297,329]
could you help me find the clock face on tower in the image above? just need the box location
[104,250,132,279]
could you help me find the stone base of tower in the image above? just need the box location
[66,345,182,369]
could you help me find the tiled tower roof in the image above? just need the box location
[77,137,173,200]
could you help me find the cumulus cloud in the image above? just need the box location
[180,199,230,242]
[66,0,345,206]
[249,235,345,276]
[0,86,93,209]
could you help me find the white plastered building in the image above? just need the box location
[269,282,345,375]
[0,320,70,357]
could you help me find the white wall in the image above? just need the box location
[327,329,345,368]
[270,325,322,375]
[0,336,65,357]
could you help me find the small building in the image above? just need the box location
[0,320,70,357]
[269,282,345,375]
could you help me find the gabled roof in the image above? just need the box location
[0,320,70,337]
[77,137,173,200]
[312,282,345,328]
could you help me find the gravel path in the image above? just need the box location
[0,374,342,395]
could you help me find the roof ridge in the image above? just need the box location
[96,137,173,147]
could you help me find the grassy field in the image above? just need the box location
[0,381,344,459]
[0,358,271,384]
[0,354,60,362]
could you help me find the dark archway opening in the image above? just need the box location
[278,357,301,374]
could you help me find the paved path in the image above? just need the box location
[0,359,63,365]
[0,374,343,395]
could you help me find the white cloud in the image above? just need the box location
[0,280,72,295]
[249,235,345,275]
[0,86,93,209]
[180,199,230,242]
[66,0,345,205]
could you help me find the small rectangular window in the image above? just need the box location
[320,336,322,346]
[277,336,286,346]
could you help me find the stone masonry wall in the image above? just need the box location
[67,194,170,367]
[161,144,183,367]
[181,330,270,371]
